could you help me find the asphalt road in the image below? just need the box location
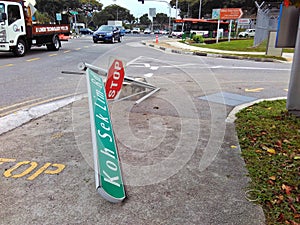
[0,34,291,116]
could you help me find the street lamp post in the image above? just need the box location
[198,0,202,19]
[175,0,178,19]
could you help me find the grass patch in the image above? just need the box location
[191,39,266,52]
[235,100,300,225]
[187,39,294,53]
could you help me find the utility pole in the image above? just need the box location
[175,0,178,19]
[198,0,202,19]
[287,14,300,116]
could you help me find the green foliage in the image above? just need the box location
[34,11,51,24]
[154,13,169,29]
[139,14,151,26]
[235,100,300,225]
[35,0,81,21]
[92,4,134,27]
[192,34,204,43]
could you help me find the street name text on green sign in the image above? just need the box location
[86,68,126,203]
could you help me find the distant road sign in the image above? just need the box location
[56,13,62,21]
[220,8,243,19]
[70,10,78,15]
[149,8,156,17]
[105,59,125,100]
[238,18,252,25]
[213,8,243,20]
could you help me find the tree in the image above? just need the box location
[35,0,102,23]
[92,4,132,27]
[139,14,151,26]
[35,0,81,21]
[154,13,169,29]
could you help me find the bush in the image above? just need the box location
[193,34,204,43]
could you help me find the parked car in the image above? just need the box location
[238,29,255,38]
[171,31,184,38]
[117,26,126,36]
[144,28,151,34]
[93,25,121,43]
[125,29,131,34]
[132,27,140,34]
[160,30,169,35]
[79,28,94,35]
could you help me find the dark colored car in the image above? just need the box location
[79,28,94,35]
[117,26,126,36]
[93,25,121,43]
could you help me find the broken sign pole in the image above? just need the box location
[79,61,159,104]
[86,68,126,203]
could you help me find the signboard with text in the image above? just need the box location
[86,68,126,203]
[212,8,243,20]
[105,59,125,100]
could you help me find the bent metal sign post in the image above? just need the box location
[86,68,126,203]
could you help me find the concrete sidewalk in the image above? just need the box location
[143,37,294,63]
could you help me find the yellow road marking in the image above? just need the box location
[27,163,51,180]
[26,58,40,62]
[0,64,14,68]
[0,158,16,165]
[49,53,58,57]
[64,50,71,53]
[0,159,66,180]
[84,46,89,48]
[44,164,65,175]
[75,48,81,50]
[0,93,76,117]
[245,88,264,93]
[3,161,38,178]
[0,98,42,112]
[284,89,288,92]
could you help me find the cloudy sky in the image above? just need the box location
[99,0,177,18]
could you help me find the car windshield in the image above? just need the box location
[98,25,114,32]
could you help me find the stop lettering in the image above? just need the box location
[105,59,125,100]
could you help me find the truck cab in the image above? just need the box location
[0,1,27,56]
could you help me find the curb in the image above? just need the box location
[226,96,287,123]
[0,94,86,135]
[142,41,281,63]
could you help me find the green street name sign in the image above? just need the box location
[86,68,126,203]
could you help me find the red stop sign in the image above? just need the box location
[105,59,125,100]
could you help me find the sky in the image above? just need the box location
[99,0,177,18]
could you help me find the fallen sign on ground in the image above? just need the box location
[86,68,126,203]
[78,61,160,104]
[105,59,125,100]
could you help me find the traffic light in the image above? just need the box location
[138,0,144,4]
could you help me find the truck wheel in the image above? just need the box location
[13,39,26,57]
[47,35,61,51]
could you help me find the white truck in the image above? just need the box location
[0,0,70,57]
